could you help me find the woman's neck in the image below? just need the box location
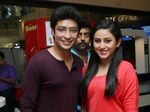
[96,58,111,76]
[100,55,113,67]
[96,62,110,76]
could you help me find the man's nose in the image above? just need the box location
[64,30,71,39]
[81,34,85,41]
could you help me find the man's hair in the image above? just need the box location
[80,18,91,30]
[51,5,81,30]
[0,51,5,59]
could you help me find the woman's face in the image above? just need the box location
[93,29,121,62]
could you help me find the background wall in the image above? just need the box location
[135,37,146,73]
[45,0,150,12]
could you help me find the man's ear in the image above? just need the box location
[51,28,55,40]
[51,29,55,36]
[117,38,122,47]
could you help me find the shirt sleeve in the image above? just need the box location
[121,63,139,112]
[21,58,40,112]
[8,66,16,81]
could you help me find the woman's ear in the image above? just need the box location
[116,38,122,47]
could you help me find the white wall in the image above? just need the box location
[135,30,147,73]
[135,37,145,73]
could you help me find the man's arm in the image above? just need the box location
[21,58,40,112]
[0,77,15,85]
[0,66,16,85]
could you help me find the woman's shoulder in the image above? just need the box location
[119,60,134,70]
[118,60,137,79]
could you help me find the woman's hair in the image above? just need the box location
[80,19,123,104]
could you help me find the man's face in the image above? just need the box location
[53,19,79,51]
[0,58,5,67]
[74,28,90,53]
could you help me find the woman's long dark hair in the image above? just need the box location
[80,19,123,106]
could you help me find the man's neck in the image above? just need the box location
[48,45,71,61]
[48,46,73,71]
[73,48,88,64]
[74,48,87,56]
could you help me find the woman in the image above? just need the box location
[80,20,139,112]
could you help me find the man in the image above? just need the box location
[71,18,91,64]
[21,6,83,112]
[0,51,16,112]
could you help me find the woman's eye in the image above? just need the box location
[94,39,101,43]
[105,40,111,43]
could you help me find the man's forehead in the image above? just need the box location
[56,26,78,29]
[56,19,78,27]
[80,28,90,32]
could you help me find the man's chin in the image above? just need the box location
[79,48,86,51]
[78,49,87,54]
[80,45,86,48]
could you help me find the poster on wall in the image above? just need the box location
[45,21,54,46]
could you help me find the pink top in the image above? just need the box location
[82,61,139,112]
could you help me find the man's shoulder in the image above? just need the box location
[72,54,84,66]
[28,49,50,64]
[70,48,80,57]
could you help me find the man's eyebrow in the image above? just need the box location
[57,26,65,28]
[79,32,90,34]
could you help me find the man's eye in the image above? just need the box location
[85,33,90,37]
[84,33,90,37]
[57,28,65,32]
[79,33,82,36]
[70,29,78,33]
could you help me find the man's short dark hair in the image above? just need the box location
[80,18,91,30]
[51,5,81,30]
[0,51,5,59]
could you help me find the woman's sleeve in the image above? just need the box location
[122,63,139,112]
